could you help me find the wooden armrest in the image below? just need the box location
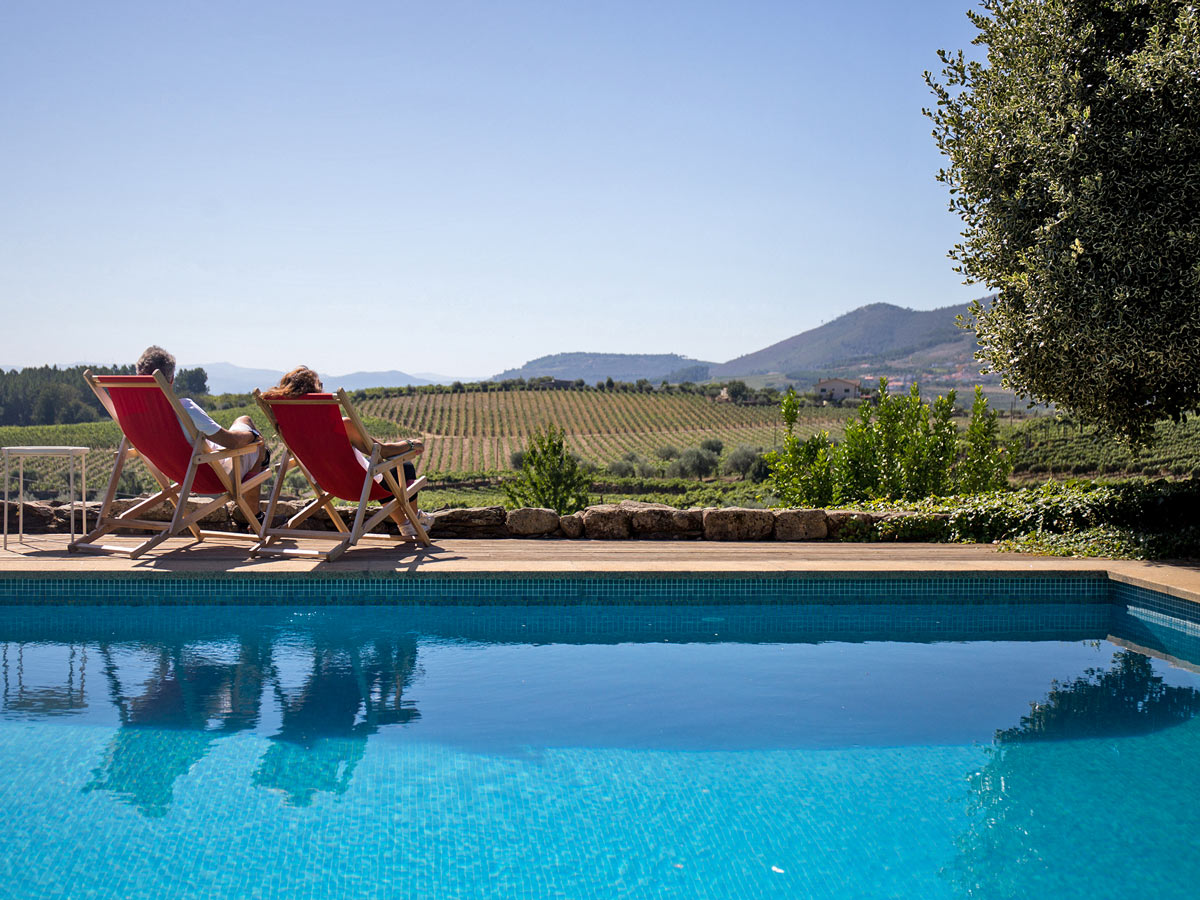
[198,443,261,463]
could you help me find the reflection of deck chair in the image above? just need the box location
[69,370,270,558]
[252,389,428,561]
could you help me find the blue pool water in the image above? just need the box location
[1,599,1199,898]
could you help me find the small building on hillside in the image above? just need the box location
[813,378,865,399]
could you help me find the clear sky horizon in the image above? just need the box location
[1,0,986,379]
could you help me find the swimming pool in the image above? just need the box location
[1,580,1198,899]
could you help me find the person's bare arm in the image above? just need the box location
[343,417,423,457]
[204,427,256,450]
[343,417,372,455]
[206,416,261,451]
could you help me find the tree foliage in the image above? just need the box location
[926,0,1200,441]
[721,444,764,479]
[173,367,209,397]
[0,363,212,426]
[666,447,720,479]
[0,365,122,426]
[503,425,590,514]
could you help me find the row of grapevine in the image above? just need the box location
[1010,418,1200,477]
[358,391,805,438]
[357,391,852,474]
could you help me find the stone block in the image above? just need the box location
[582,504,631,539]
[774,509,829,541]
[429,506,508,538]
[506,507,561,536]
[672,508,704,535]
[626,501,680,536]
[559,512,584,538]
[3,501,58,533]
[702,507,775,541]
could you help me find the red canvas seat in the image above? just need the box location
[69,371,271,558]
[253,389,429,562]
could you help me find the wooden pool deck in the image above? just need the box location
[2,534,1199,603]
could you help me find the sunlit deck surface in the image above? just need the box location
[2,534,1198,604]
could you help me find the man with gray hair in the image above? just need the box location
[136,345,268,521]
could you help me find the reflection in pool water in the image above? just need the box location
[1,603,1199,899]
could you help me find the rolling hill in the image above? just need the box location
[711,303,971,378]
[491,301,985,385]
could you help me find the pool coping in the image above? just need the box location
[2,535,1198,606]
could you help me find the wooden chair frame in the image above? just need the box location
[69,370,272,558]
[251,389,428,562]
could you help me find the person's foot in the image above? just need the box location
[400,510,434,538]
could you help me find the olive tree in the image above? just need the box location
[926,0,1200,442]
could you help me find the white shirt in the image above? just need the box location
[178,398,222,437]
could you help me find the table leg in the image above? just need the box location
[18,457,23,545]
[82,455,87,536]
[3,452,8,551]
[69,455,76,543]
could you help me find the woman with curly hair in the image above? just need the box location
[263,366,432,533]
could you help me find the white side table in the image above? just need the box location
[3,446,89,549]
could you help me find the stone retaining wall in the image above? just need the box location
[3,498,949,542]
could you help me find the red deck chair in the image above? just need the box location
[252,389,429,561]
[69,370,271,558]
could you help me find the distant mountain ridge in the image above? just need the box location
[492,353,716,384]
[199,363,433,394]
[492,302,983,384]
[711,303,968,378]
[24,301,985,393]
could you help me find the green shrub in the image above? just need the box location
[667,448,719,479]
[722,444,762,479]
[956,387,1015,492]
[503,426,590,514]
[997,526,1200,561]
[911,480,1200,552]
[608,459,636,478]
[766,380,1012,506]
[873,514,951,543]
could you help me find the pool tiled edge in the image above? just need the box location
[0,568,1123,606]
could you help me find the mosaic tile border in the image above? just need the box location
[0,571,1114,607]
[1112,581,1200,631]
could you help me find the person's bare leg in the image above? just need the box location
[229,417,265,509]
[342,416,425,513]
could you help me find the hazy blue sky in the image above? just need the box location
[1,1,983,379]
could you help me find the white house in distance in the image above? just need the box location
[813,377,865,400]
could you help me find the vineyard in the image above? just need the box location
[358,391,850,473]
[1009,417,1200,478]
[6,388,1197,506]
